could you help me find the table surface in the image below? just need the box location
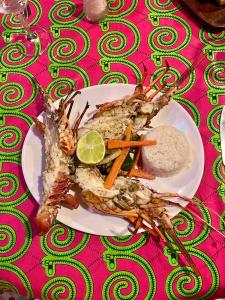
[1,1,225,299]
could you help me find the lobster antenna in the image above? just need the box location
[184,207,225,238]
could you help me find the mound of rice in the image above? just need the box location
[142,125,191,177]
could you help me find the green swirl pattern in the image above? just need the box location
[102,272,139,300]
[0,43,38,68]
[103,252,156,299]
[146,0,181,13]
[46,78,77,99]
[167,201,211,248]
[98,20,140,58]
[48,33,90,64]
[0,83,24,104]
[42,277,76,300]
[99,72,129,84]
[107,0,138,18]
[0,264,33,298]
[0,173,19,199]
[0,225,16,253]
[0,126,22,150]
[0,0,224,299]
[41,224,90,257]
[166,249,219,299]
[101,232,150,252]
[148,16,191,52]
[49,1,84,25]
[41,257,93,299]
[0,208,32,263]
[0,280,19,294]
[0,70,38,111]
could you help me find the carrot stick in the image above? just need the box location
[104,124,132,189]
[129,169,155,180]
[128,135,144,177]
[107,139,156,149]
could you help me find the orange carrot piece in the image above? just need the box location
[107,139,156,149]
[104,124,132,189]
[128,135,144,177]
[129,169,155,180]
[127,135,155,180]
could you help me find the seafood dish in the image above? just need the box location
[22,56,225,276]
[22,83,204,236]
[33,65,181,235]
[24,60,220,276]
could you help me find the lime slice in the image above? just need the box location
[76,130,105,164]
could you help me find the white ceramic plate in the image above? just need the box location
[21,84,204,236]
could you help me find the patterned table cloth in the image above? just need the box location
[1,0,225,299]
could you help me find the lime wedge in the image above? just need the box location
[76,130,105,164]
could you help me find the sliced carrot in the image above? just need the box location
[128,169,155,180]
[127,135,144,177]
[107,139,156,149]
[104,124,132,189]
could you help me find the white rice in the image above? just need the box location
[142,125,191,177]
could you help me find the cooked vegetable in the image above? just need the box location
[107,139,156,149]
[97,149,122,165]
[104,123,132,189]
[128,169,155,180]
[128,135,144,177]
[122,135,140,171]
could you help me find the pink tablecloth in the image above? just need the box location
[1,0,225,299]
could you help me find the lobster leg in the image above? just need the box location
[142,197,200,275]
[73,102,89,136]
[128,216,144,234]
[162,223,200,276]
[141,63,148,85]
[143,61,169,95]
[64,87,79,104]
[66,91,81,119]
[147,81,167,102]
[141,210,167,242]
[143,196,225,240]
[32,117,46,135]
[133,63,148,96]
[127,215,158,236]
